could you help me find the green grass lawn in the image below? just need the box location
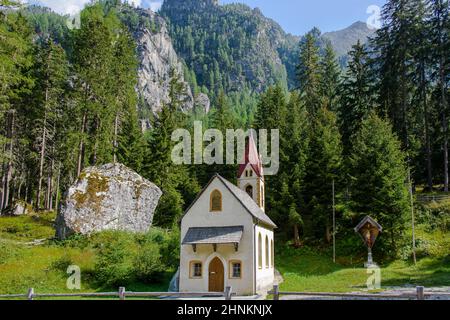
[0,241,173,297]
[277,246,450,293]
[1,210,448,298]
[0,211,173,298]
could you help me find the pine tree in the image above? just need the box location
[111,27,139,167]
[72,4,115,176]
[296,32,322,115]
[428,0,450,191]
[338,41,376,152]
[349,113,409,255]
[144,70,200,227]
[371,0,430,189]
[284,91,309,243]
[206,91,236,181]
[320,41,341,112]
[0,10,33,211]
[304,107,343,242]
[31,38,69,210]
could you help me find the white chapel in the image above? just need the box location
[179,136,277,296]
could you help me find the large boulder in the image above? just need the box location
[2,200,31,216]
[56,163,162,240]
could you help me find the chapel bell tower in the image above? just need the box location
[237,135,265,211]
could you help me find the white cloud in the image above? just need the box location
[149,1,162,12]
[31,0,90,15]
[126,0,142,7]
[30,0,146,15]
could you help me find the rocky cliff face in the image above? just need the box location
[55,163,162,240]
[124,8,196,120]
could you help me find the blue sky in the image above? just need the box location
[30,0,387,35]
[220,0,387,35]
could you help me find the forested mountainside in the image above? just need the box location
[22,1,375,120]
[160,0,297,95]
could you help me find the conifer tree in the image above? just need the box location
[320,41,341,112]
[338,41,376,152]
[72,4,115,175]
[297,32,322,115]
[31,38,69,210]
[428,0,449,191]
[0,10,33,211]
[349,113,409,255]
[304,107,343,242]
[144,70,200,228]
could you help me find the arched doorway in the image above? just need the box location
[208,257,224,292]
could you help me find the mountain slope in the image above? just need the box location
[322,21,375,57]
[160,0,298,96]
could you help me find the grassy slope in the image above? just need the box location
[1,211,448,296]
[277,246,449,293]
[0,212,171,296]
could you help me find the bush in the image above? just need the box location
[134,242,163,282]
[50,255,74,272]
[92,231,138,287]
[90,228,180,287]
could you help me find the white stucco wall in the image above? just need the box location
[179,178,257,296]
[179,177,275,296]
[255,225,275,293]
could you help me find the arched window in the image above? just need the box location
[271,239,274,268]
[258,233,262,269]
[265,236,269,268]
[245,185,253,198]
[210,190,222,212]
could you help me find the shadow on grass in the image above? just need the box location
[95,271,174,293]
[276,247,347,276]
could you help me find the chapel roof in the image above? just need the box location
[183,174,276,229]
[182,226,244,245]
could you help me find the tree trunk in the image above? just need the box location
[293,225,300,248]
[422,62,433,191]
[46,154,54,210]
[113,112,119,164]
[1,110,15,211]
[36,112,47,210]
[325,224,332,244]
[440,56,449,192]
[55,166,61,211]
[92,116,100,165]
[77,111,87,177]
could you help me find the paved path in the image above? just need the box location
[281,287,450,300]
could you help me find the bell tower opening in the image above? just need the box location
[245,185,254,198]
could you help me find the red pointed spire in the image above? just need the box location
[238,134,263,178]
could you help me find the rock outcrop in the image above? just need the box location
[131,8,195,117]
[56,163,162,240]
[2,201,31,216]
[194,93,211,114]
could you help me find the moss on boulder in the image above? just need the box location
[56,163,162,240]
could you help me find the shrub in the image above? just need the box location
[50,255,74,272]
[134,242,163,282]
[92,231,138,287]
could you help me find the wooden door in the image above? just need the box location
[208,257,224,292]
